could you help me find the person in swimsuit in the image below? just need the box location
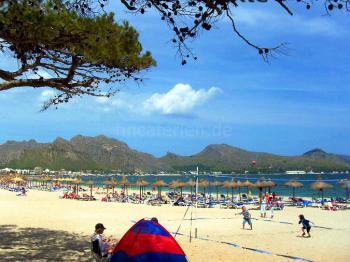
[298,214,313,237]
[236,206,252,230]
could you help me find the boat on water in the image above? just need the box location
[285,170,306,175]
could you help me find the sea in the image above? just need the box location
[79,173,350,199]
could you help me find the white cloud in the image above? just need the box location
[233,7,347,37]
[143,83,221,114]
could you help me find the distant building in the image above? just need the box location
[285,171,306,175]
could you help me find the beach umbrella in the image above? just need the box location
[241,179,254,194]
[223,180,231,198]
[311,181,333,201]
[212,180,223,200]
[135,178,149,202]
[12,176,24,182]
[73,179,83,195]
[254,180,268,201]
[177,180,186,197]
[223,180,236,202]
[66,177,75,190]
[339,179,350,199]
[46,177,53,187]
[110,219,188,262]
[136,179,144,202]
[284,180,304,199]
[198,179,209,200]
[103,180,112,194]
[60,177,69,187]
[12,177,24,187]
[119,177,129,195]
[11,176,24,189]
[236,180,244,201]
[153,179,168,198]
[265,179,277,194]
[142,179,149,195]
[85,181,95,197]
[186,179,196,197]
[39,177,48,187]
[109,178,119,194]
[169,180,180,194]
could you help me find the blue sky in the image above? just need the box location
[0,2,349,157]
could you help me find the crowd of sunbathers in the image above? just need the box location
[62,191,96,201]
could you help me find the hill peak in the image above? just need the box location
[303,148,327,156]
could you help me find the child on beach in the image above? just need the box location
[298,214,313,237]
[235,206,252,230]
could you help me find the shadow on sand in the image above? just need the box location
[0,224,91,261]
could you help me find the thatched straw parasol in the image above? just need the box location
[223,180,231,198]
[311,181,333,201]
[103,180,112,194]
[119,176,129,195]
[223,180,237,201]
[236,180,246,201]
[141,179,149,196]
[212,180,223,200]
[169,179,179,191]
[85,180,95,197]
[12,177,24,183]
[177,180,186,197]
[153,179,168,198]
[339,179,350,199]
[241,179,254,194]
[169,180,185,196]
[73,179,83,195]
[40,177,51,187]
[254,180,269,201]
[265,179,277,194]
[186,179,196,197]
[135,178,147,201]
[284,180,304,198]
[109,178,118,194]
[198,179,209,198]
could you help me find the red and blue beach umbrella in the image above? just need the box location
[111,219,188,262]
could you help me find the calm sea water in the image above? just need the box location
[80,173,350,199]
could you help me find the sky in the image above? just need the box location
[0,2,349,157]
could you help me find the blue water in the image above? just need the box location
[79,173,350,199]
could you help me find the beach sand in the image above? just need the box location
[1,189,349,262]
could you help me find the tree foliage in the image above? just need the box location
[0,0,348,107]
[0,0,155,108]
[68,0,349,64]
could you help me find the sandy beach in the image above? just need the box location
[1,188,350,262]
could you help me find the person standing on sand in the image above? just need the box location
[260,194,267,218]
[298,214,313,238]
[91,223,111,262]
[235,206,253,230]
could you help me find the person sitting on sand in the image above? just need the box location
[91,223,110,262]
[298,214,313,238]
[151,217,159,223]
[235,206,252,230]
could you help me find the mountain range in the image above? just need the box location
[0,135,349,173]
